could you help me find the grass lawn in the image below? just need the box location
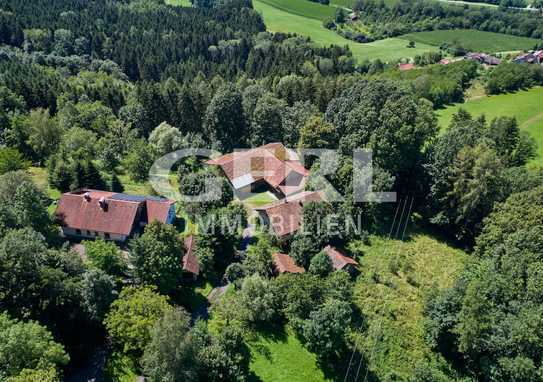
[349,232,469,380]
[248,326,332,382]
[28,167,61,201]
[117,172,156,196]
[27,167,62,214]
[241,191,277,208]
[253,0,438,62]
[437,86,543,166]
[399,29,541,53]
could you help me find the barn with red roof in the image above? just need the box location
[207,143,309,199]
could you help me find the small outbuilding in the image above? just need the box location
[183,235,200,280]
[323,245,358,274]
[272,252,305,274]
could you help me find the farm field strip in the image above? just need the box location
[253,0,438,62]
[257,0,335,20]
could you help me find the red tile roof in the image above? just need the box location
[55,192,141,236]
[257,191,323,210]
[207,143,308,191]
[399,63,415,71]
[323,245,358,270]
[146,199,174,224]
[272,252,305,274]
[183,235,200,276]
[55,189,175,237]
[263,201,303,237]
[256,191,323,237]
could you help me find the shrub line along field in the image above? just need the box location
[437,86,543,166]
[399,29,542,53]
[252,0,439,62]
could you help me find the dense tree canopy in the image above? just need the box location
[0,313,69,380]
[426,186,543,380]
[104,286,173,356]
[129,221,186,295]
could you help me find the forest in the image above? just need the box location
[0,0,543,381]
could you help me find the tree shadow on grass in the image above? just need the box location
[254,321,289,343]
[247,371,264,382]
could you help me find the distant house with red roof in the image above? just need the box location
[465,52,501,66]
[255,191,324,238]
[55,189,176,242]
[272,252,305,274]
[206,143,309,199]
[398,63,415,71]
[182,235,200,279]
[323,245,358,273]
[514,50,543,64]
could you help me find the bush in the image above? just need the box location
[84,239,126,276]
[0,148,29,175]
[322,18,336,30]
[308,251,333,277]
[485,63,543,95]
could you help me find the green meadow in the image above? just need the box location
[399,29,541,53]
[437,86,543,165]
[257,0,335,20]
[253,0,438,62]
[351,233,469,379]
[248,327,332,382]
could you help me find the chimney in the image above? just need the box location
[99,197,108,210]
[83,192,91,202]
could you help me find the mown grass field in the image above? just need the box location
[349,233,469,379]
[257,0,335,20]
[248,327,332,382]
[253,0,438,62]
[399,29,541,53]
[437,86,543,166]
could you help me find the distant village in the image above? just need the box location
[399,49,543,71]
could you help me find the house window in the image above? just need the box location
[94,231,98,237]
[76,229,81,235]
[86,230,91,236]
[105,233,111,239]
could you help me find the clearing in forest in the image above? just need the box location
[437,86,543,166]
